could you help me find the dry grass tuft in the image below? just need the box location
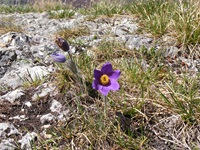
[55,26,90,40]
[0,17,22,35]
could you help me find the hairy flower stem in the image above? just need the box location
[67,51,85,93]
[104,96,107,117]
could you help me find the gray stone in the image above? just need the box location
[50,99,62,113]
[24,101,32,107]
[0,32,31,49]
[40,113,55,124]
[58,109,70,121]
[0,49,17,66]
[0,139,16,150]
[0,123,20,138]
[0,65,50,89]
[32,83,56,101]
[30,43,57,58]
[124,35,153,50]
[164,46,179,57]
[0,48,17,77]
[0,66,7,76]
[111,24,138,36]
[18,132,37,150]
[0,89,24,103]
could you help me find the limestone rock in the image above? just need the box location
[0,89,24,103]
[0,139,16,150]
[0,32,31,49]
[0,65,50,89]
[0,123,21,137]
[124,35,153,50]
[40,113,55,124]
[50,99,62,113]
[18,132,38,150]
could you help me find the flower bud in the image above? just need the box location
[50,52,66,63]
[55,37,69,52]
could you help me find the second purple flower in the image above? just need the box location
[50,52,66,63]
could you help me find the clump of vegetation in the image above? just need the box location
[19,69,46,89]
[79,0,127,18]
[45,34,199,149]
[0,17,22,35]
[55,26,90,40]
[127,0,175,36]
[172,0,200,45]
[48,9,75,19]
[127,0,200,46]
[0,0,75,16]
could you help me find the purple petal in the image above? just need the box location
[97,84,103,90]
[93,79,105,89]
[109,70,121,80]
[50,52,66,63]
[92,79,101,90]
[101,62,113,75]
[107,80,120,90]
[92,80,98,90]
[94,69,103,79]
[92,80,110,96]
[99,87,110,96]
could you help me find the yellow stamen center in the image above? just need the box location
[100,74,110,85]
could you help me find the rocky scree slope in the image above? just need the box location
[0,11,200,149]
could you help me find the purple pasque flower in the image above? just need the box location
[92,62,121,96]
[55,37,69,52]
[50,52,66,63]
